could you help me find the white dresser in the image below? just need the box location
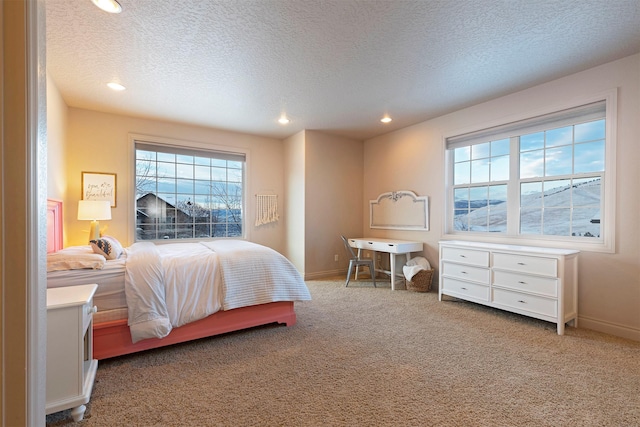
[46,284,98,422]
[439,240,579,335]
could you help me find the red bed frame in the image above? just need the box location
[93,301,296,359]
[47,199,299,360]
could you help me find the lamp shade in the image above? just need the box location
[78,200,112,221]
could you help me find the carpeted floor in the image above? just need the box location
[46,278,640,426]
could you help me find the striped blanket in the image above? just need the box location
[200,240,311,310]
[124,240,310,343]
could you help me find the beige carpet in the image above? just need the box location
[46,278,639,426]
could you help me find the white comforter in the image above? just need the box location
[124,240,311,343]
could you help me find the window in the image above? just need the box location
[134,140,245,241]
[445,97,615,250]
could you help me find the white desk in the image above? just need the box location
[349,238,423,290]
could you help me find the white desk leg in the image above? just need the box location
[390,253,397,290]
[391,252,412,291]
[355,249,361,280]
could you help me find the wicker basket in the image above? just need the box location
[405,268,434,292]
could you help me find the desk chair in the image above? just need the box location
[341,235,376,287]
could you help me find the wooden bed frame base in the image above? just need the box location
[93,301,296,360]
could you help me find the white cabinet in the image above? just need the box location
[439,241,578,335]
[46,284,98,422]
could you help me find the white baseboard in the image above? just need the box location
[578,315,640,342]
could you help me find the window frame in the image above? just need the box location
[128,133,250,243]
[443,89,617,253]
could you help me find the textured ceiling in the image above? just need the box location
[45,0,640,140]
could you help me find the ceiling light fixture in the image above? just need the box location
[380,116,392,123]
[107,82,126,91]
[91,0,122,14]
[278,115,290,125]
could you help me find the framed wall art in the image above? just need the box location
[369,190,429,231]
[82,172,117,207]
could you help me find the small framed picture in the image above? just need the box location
[82,172,117,207]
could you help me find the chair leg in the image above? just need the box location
[346,261,354,286]
[369,264,376,288]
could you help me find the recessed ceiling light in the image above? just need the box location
[278,115,290,125]
[107,82,126,91]
[91,0,122,14]
[380,116,392,123]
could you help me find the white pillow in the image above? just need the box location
[90,235,124,260]
[47,249,106,272]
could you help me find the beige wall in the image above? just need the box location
[363,54,640,340]
[283,131,306,270]
[304,130,364,279]
[46,74,68,205]
[283,130,364,278]
[61,108,287,252]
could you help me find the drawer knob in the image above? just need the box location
[517,300,527,304]
[518,281,526,284]
[460,255,466,258]
[87,306,98,315]
[517,262,526,265]
[461,287,468,291]
[461,271,468,274]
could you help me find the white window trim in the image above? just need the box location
[127,133,251,244]
[442,89,617,253]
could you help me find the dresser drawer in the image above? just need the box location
[442,262,490,284]
[441,247,489,267]
[492,288,557,318]
[493,270,558,297]
[442,277,489,301]
[493,252,557,277]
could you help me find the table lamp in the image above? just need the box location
[78,200,111,242]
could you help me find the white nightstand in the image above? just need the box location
[46,284,98,422]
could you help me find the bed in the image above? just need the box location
[46,200,311,360]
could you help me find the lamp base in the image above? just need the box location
[88,220,101,242]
